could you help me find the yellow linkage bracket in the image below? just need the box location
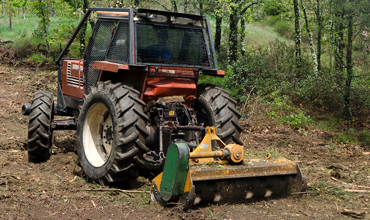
[190,126,244,164]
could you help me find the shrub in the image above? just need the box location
[224,40,370,117]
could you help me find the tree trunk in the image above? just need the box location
[240,17,246,57]
[344,14,354,120]
[170,0,178,12]
[39,0,50,51]
[215,11,222,53]
[293,0,301,68]
[329,13,335,69]
[335,13,345,73]
[9,3,12,31]
[228,5,238,63]
[301,0,318,76]
[80,0,89,58]
[134,0,140,7]
[316,0,322,71]
[199,1,203,16]
[23,6,26,20]
[183,0,188,13]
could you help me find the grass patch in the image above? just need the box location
[308,182,358,198]
[244,23,292,46]
[333,129,370,146]
[27,53,53,66]
[266,91,311,128]
[1,14,86,64]
[334,133,357,145]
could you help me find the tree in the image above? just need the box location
[214,0,223,53]
[314,0,323,71]
[342,0,370,120]
[32,0,51,51]
[293,0,301,68]
[301,0,318,76]
[79,0,89,57]
[12,0,27,20]
[228,0,262,63]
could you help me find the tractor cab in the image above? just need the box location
[57,8,223,116]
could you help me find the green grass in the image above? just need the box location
[1,13,88,64]
[0,14,80,45]
[0,15,39,42]
[333,129,370,146]
[244,23,292,46]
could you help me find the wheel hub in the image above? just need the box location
[102,122,113,152]
[83,103,113,167]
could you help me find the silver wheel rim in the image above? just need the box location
[83,103,113,167]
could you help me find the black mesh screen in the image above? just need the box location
[83,20,116,94]
[136,23,210,67]
[106,21,129,63]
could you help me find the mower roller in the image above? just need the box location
[21,8,306,208]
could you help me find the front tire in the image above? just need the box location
[195,84,243,145]
[77,81,149,185]
[27,91,54,162]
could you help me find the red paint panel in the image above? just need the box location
[61,59,84,99]
[93,61,129,72]
[217,70,225,76]
[143,77,197,103]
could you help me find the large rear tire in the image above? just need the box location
[27,91,54,162]
[77,81,149,185]
[195,84,243,145]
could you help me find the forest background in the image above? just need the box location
[1,0,370,144]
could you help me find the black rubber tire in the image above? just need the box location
[27,91,54,162]
[195,84,243,145]
[77,81,149,185]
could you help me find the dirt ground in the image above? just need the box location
[0,65,369,220]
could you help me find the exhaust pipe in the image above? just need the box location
[22,104,31,115]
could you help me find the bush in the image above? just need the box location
[263,0,287,16]
[266,91,311,128]
[224,40,370,117]
[273,20,294,39]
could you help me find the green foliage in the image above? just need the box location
[263,0,287,16]
[267,91,311,127]
[31,0,51,29]
[48,17,83,56]
[273,20,294,38]
[334,129,370,146]
[357,130,370,146]
[12,0,27,8]
[334,133,357,144]
[224,39,370,117]
[27,52,53,66]
[308,181,356,197]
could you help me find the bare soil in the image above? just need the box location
[0,65,369,219]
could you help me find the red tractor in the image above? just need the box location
[22,8,305,206]
[22,8,242,183]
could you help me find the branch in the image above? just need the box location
[331,177,370,190]
[340,209,366,219]
[240,0,261,15]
